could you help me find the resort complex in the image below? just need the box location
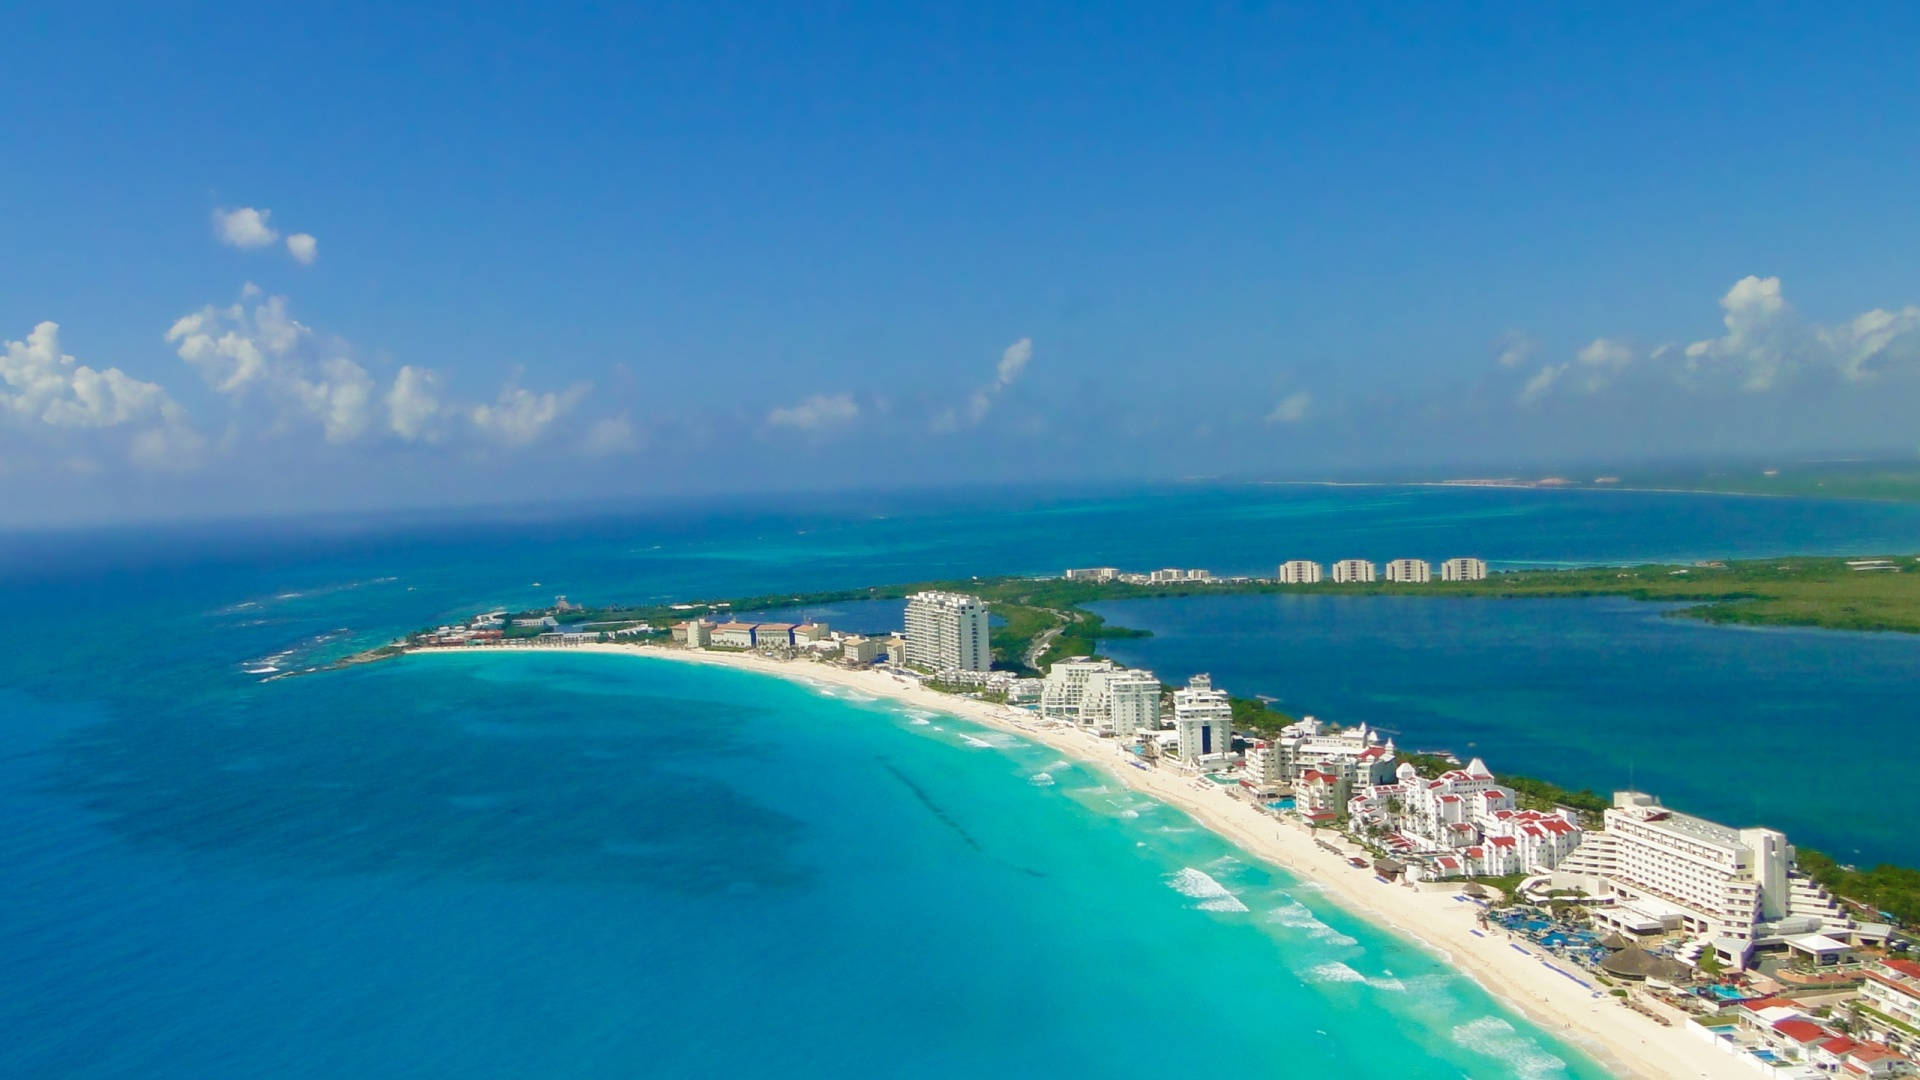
[400,573,1920,1080]
[1062,556,1490,586]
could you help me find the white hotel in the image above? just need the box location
[1552,792,1857,967]
[1441,557,1488,582]
[1276,559,1323,584]
[903,591,992,673]
[1038,658,1164,736]
[1171,674,1234,766]
[1384,558,1431,583]
[1331,559,1375,583]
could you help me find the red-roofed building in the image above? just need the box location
[1861,958,1920,1053]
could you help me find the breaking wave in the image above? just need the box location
[1449,1017,1570,1080]
[1166,867,1249,912]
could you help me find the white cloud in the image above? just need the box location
[2,321,203,468]
[469,383,587,446]
[285,233,318,265]
[996,337,1032,388]
[165,288,383,445]
[768,392,860,432]
[581,415,641,456]
[1683,275,1793,391]
[1518,363,1563,405]
[1264,390,1311,424]
[213,207,279,249]
[933,337,1033,433]
[3,321,173,429]
[1515,276,1920,405]
[1496,331,1536,369]
[386,365,444,441]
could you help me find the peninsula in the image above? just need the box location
[380,559,1920,1080]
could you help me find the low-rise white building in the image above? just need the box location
[712,621,758,648]
[1064,567,1119,582]
[839,635,880,664]
[1277,560,1323,584]
[1862,958,1920,1050]
[1441,557,1488,582]
[1331,559,1376,583]
[753,622,797,649]
[1384,558,1431,583]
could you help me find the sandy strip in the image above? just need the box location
[416,641,1747,1080]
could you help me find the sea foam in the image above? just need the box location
[1303,961,1366,984]
[1450,1016,1570,1080]
[1166,867,1250,912]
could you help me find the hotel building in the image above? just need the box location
[1441,557,1488,582]
[1172,674,1234,766]
[1384,558,1431,583]
[712,622,758,648]
[1094,668,1162,737]
[1277,560,1323,584]
[1064,567,1119,582]
[903,591,992,673]
[1553,792,1856,966]
[1040,657,1116,721]
[1331,559,1376,583]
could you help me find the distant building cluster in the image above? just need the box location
[1061,557,1488,586]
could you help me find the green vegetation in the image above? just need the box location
[1796,850,1920,926]
[1621,459,1920,503]
[1396,752,1608,816]
[1229,696,1297,737]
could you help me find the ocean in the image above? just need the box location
[3,483,1917,1077]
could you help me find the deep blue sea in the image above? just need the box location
[3,483,1918,1078]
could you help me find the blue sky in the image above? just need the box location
[6,2,1920,523]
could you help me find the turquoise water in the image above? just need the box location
[4,484,1917,1077]
[2,650,1609,1078]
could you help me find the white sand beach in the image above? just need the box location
[422,641,1749,1080]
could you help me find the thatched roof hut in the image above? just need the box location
[1599,946,1692,983]
[1597,932,1634,950]
[1462,883,1488,899]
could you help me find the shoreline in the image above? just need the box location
[410,641,1749,1080]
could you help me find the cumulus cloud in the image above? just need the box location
[1496,331,1536,369]
[2,321,203,468]
[386,365,445,441]
[4,322,173,428]
[469,382,588,446]
[285,233,318,265]
[1516,276,1920,405]
[1666,275,1920,392]
[166,290,370,441]
[213,207,280,249]
[1264,390,1311,424]
[211,207,320,264]
[768,392,860,432]
[932,337,1033,432]
[168,286,584,451]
